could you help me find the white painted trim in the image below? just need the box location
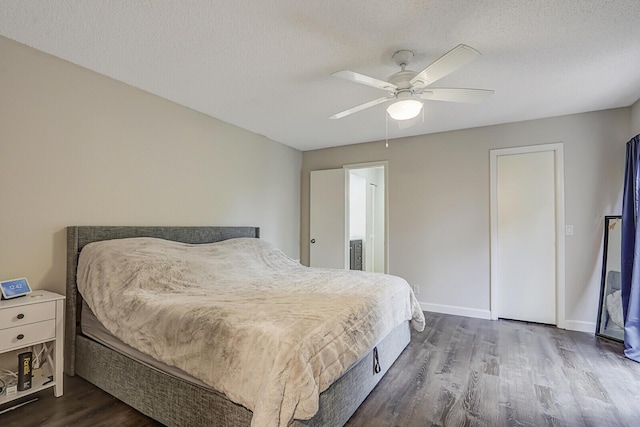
[490,152,498,319]
[489,143,566,328]
[343,170,351,270]
[421,302,593,333]
[343,161,389,273]
[564,320,596,334]
[420,302,492,320]
[555,146,566,329]
[343,161,389,170]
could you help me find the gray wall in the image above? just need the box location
[0,36,301,296]
[302,109,630,329]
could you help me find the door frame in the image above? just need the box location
[489,143,566,328]
[344,161,389,273]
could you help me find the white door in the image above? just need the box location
[310,169,347,268]
[491,145,564,325]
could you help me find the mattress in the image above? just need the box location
[81,300,211,389]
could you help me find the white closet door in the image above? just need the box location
[496,150,556,324]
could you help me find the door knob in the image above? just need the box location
[310,239,316,244]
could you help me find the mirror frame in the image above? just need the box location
[595,215,623,342]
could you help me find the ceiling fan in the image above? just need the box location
[329,44,494,121]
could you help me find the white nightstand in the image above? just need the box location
[0,290,65,404]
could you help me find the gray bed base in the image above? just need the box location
[65,226,410,426]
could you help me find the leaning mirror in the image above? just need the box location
[596,215,623,342]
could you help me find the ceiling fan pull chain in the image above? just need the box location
[385,113,389,148]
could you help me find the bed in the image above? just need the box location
[65,226,423,426]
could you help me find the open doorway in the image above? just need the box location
[347,165,386,273]
[309,162,387,272]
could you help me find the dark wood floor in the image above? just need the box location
[2,312,639,427]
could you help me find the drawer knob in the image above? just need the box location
[17,334,24,340]
[17,313,25,320]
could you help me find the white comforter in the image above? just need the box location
[77,237,425,427]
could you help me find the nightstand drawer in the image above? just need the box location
[0,319,56,351]
[0,301,56,329]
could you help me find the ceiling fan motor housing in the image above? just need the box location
[389,71,419,97]
[390,50,419,97]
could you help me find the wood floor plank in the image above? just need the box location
[3,312,640,426]
[468,324,500,377]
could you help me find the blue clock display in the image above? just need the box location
[0,278,32,299]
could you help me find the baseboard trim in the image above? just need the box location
[564,320,596,334]
[419,302,597,333]
[419,302,492,320]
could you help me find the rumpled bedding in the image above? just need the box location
[77,237,425,427]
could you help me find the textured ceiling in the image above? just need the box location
[1,1,640,151]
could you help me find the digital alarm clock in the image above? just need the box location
[0,278,32,300]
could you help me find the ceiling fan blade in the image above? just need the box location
[419,88,494,103]
[332,70,398,92]
[329,97,391,119]
[410,44,481,88]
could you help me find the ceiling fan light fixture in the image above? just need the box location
[386,99,423,120]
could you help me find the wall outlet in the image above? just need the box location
[413,285,420,295]
[566,225,574,235]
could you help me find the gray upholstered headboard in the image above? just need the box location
[64,226,260,375]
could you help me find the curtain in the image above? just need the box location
[621,134,640,362]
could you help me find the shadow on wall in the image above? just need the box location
[42,228,68,295]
